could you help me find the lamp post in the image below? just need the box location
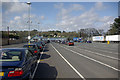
[27,2,31,43]
[7,26,9,45]
[38,22,40,36]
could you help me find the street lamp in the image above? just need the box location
[7,26,9,45]
[38,22,40,36]
[27,2,31,43]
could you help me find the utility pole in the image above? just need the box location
[7,26,9,45]
[38,22,40,36]
[27,2,31,44]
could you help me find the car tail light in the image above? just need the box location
[34,50,37,53]
[8,68,23,77]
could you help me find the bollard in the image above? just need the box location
[107,41,109,44]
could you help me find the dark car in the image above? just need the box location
[41,41,46,46]
[61,40,66,44]
[47,40,50,43]
[83,40,87,43]
[38,41,45,47]
[35,42,43,52]
[23,44,40,59]
[68,40,74,46]
[0,48,37,80]
[87,40,92,43]
[65,41,68,45]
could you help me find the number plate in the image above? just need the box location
[0,72,4,76]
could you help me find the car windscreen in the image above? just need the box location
[37,43,42,46]
[23,45,36,50]
[69,41,73,43]
[0,50,22,61]
[23,45,35,48]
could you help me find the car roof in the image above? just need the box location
[0,48,27,50]
[24,44,36,46]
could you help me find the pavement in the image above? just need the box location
[2,42,119,80]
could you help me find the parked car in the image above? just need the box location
[65,41,69,45]
[87,40,92,43]
[0,48,37,80]
[23,44,40,59]
[38,41,45,47]
[83,40,87,43]
[68,40,74,46]
[35,42,43,52]
[61,40,66,44]
[80,40,83,43]
[47,40,50,43]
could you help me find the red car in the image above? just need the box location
[68,41,74,46]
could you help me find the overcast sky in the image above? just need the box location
[1,2,118,32]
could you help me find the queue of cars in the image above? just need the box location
[52,40,74,46]
[0,40,49,80]
[52,39,92,46]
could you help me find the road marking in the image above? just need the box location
[55,43,120,72]
[93,48,118,55]
[51,43,86,80]
[91,47,118,55]
[91,44,118,53]
[40,60,44,61]
[31,45,46,79]
[74,46,119,60]
[77,43,118,55]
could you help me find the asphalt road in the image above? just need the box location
[2,42,119,80]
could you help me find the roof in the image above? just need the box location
[23,44,36,46]
[0,48,27,51]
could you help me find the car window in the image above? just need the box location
[35,45,38,49]
[0,50,22,61]
[69,41,73,42]
[25,50,33,62]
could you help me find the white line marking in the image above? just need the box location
[51,43,86,80]
[92,47,118,55]
[31,45,46,79]
[78,44,118,55]
[77,43,118,55]
[74,46,119,60]
[55,43,120,72]
[91,45,118,54]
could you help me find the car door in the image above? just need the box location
[28,50,37,67]
[23,50,34,76]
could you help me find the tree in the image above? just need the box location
[98,29,104,36]
[107,17,120,35]
[54,33,57,36]
[32,29,38,32]
[78,28,100,38]
[79,29,88,38]
[56,30,61,33]
[63,31,66,33]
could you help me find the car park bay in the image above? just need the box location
[1,41,118,79]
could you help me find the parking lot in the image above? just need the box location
[2,42,119,80]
